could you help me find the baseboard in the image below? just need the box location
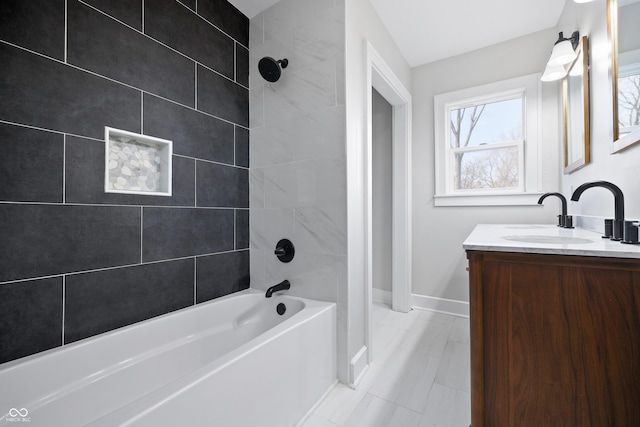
[349,346,369,389]
[372,288,392,304]
[412,294,469,318]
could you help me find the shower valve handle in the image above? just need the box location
[274,239,295,263]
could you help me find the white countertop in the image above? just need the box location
[463,224,640,259]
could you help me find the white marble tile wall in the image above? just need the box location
[249,0,346,302]
[250,0,347,382]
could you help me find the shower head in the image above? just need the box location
[258,57,288,82]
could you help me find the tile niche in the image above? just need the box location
[105,127,172,196]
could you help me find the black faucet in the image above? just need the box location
[570,181,625,240]
[265,280,290,298]
[538,192,573,228]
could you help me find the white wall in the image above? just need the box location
[371,88,393,293]
[249,0,348,379]
[559,1,640,221]
[410,29,561,302]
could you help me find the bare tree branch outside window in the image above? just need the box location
[449,98,523,191]
[450,105,485,190]
[618,74,640,133]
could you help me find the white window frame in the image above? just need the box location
[434,73,543,206]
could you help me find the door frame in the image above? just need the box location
[364,41,413,363]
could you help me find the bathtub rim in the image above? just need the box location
[0,288,321,372]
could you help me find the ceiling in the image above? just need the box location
[228,0,567,67]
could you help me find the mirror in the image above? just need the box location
[608,0,640,153]
[563,36,590,174]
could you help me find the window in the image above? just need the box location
[618,60,640,136]
[434,74,542,206]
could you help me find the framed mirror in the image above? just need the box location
[608,0,640,153]
[563,36,590,174]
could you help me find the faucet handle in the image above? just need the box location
[603,219,613,239]
[622,221,640,244]
[274,239,295,263]
[563,215,574,229]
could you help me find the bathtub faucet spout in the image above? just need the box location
[265,280,291,298]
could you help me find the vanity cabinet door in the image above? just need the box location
[468,251,640,427]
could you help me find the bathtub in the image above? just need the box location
[0,289,336,426]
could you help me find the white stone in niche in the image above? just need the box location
[104,127,173,196]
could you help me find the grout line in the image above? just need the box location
[193,257,197,305]
[233,126,237,166]
[141,0,145,33]
[0,200,247,210]
[62,134,66,204]
[0,119,105,141]
[0,249,249,287]
[140,92,144,133]
[140,207,144,264]
[61,275,66,346]
[234,209,237,250]
[194,64,198,110]
[64,0,68,63]
[189,155,248,169]
[234,42,237,83]
[194,160,198,206]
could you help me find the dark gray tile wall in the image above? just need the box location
[0,123,64,203]
[0,43,141,139]
[0,278,63,364]
[65,259,195,344]
[0,0,250,365]
[144,0,234,79]
[0,0,65,60]
[196,251,250,303]
[143,94,235,163]
[67,0,196,107]
[197,64,250,126]
[236,45,250,87]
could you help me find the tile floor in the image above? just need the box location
[301,302,471,427]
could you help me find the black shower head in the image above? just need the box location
[258,57,289,82]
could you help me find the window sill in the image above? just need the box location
[434,192,545,207]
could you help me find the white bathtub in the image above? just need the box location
[0,289,336,427]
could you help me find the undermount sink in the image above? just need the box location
[502,235,594,244]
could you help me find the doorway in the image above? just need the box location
[371,88,393,304]
[364,41,413,365]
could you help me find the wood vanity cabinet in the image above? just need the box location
[467,250,640,427]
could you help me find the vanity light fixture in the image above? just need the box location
[541,31,580,82]
[573,0,594,3]
[541,63,568,82]
[547,31,580,66]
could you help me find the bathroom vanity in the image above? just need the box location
[464,224,640,427]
